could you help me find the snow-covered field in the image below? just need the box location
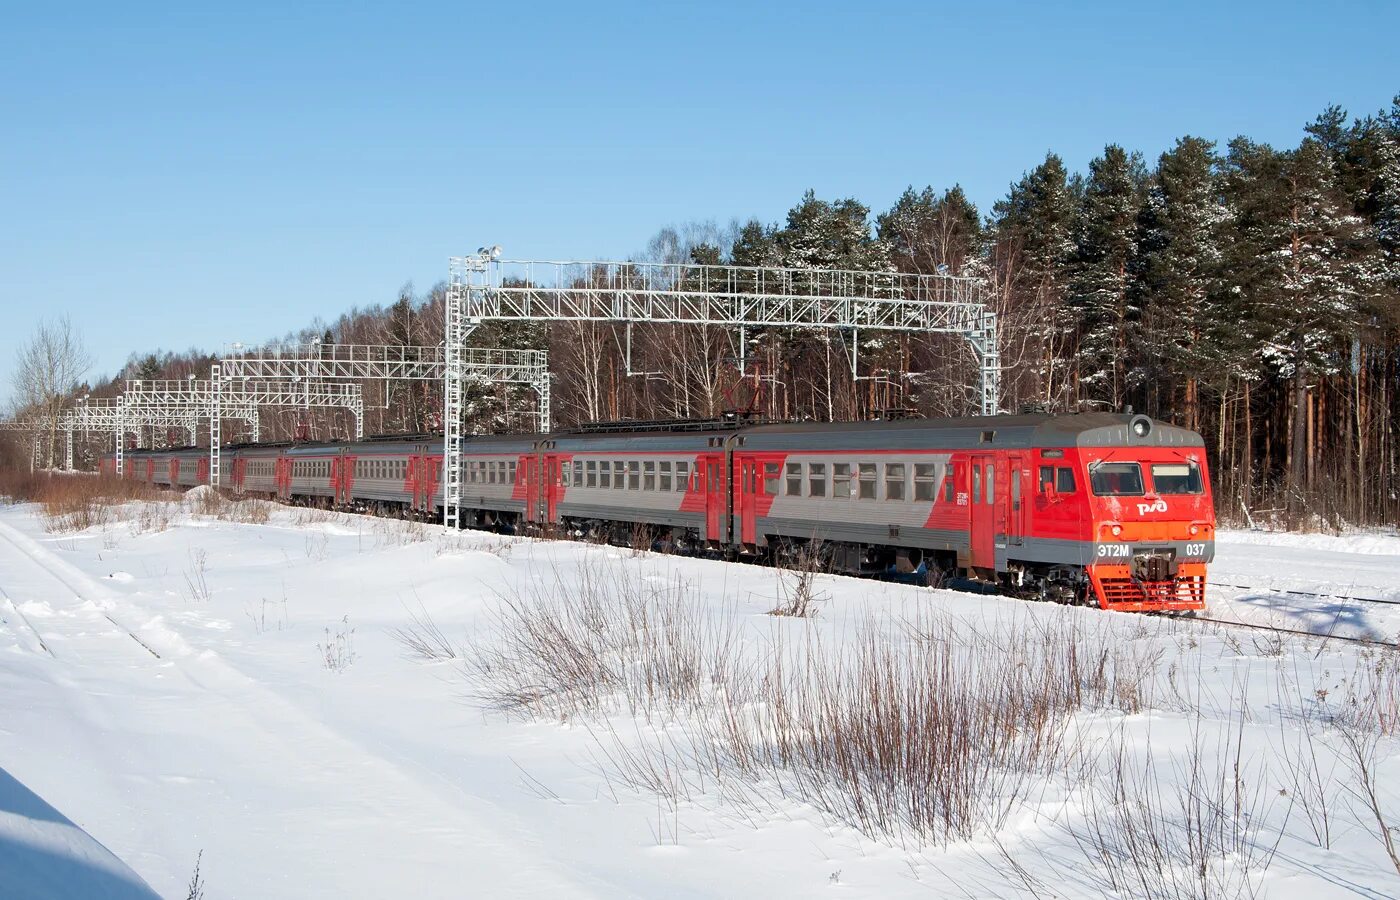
[1,494,1398,898]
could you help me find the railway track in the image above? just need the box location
[1177,611,1400,649]
[0,519,162,661]
[1207,580,1399,607]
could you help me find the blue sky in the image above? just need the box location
[2,0,1397,401]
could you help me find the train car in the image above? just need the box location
[723,413,1211,611]
[284,442,347,506]
[535,424,734,549]
[457,433,539,530]
[231,443,284,499]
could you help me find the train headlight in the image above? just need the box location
[1189,524,1199,536]
[1111,524,1122,537]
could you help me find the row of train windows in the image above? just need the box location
[564,460,693,492]
[246,461,275,478]
[293,461,331,478]
[357,459,408,480]
[468,460,517,485]
[769,462,955,502]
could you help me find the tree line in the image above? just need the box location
[12,98,1399,527]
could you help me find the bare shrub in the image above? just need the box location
[183,548,210,602]
[318,616,357,672]
[389,601,458,662]
[1067,717,1285,899]
[465,561,740,723]
[129,499,175,535]
[184,849,206,900]
[770,543,826,618]
[37,473,159,532]
[681,613,1161,846]
[464,565,1164,847]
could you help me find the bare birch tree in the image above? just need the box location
[12,316,93,469]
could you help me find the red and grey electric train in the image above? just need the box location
[103,412,1214,612]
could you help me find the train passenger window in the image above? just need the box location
[1056,467,1076,493]
[765,463,781,496]
[808,463,826,497]
[945,477,955,503]
[614,461,626,489]
[643,461,655,491]
[586,461,598,487]
[914,464,937,501]
[573,460,584,485]
[629,461,641,490]
[858,463,877,500]
[985,465,995,505]
[785,463,803,497]
[1089,462,1144,496]
[972,466,981,504]
[659,461,672,491]
[508,462,517,484]
[1151,462,1203,494]
[832,464,852,498]
[675,461,689,490]
[885,463,906,501]
[599,461,612,489]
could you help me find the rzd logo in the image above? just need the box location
[1136,499,1168,516]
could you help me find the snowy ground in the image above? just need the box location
[0,495,1398,898]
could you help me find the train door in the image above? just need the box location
[197,457,210,486]
[169,459,179,485]
[232,458,247,496]
[145,459,155,483]
[704,454,727,547]
[426,453,442,515]
[522,454,541,524]
[542,454,562,525]
[1006,454,1026,547]
[275,456,292,500]
[736,456,758,547]
[338,451,355,505]
[969,453,996,570]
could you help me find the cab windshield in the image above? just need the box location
[1089,461,1144,496]
[1151,462,1204,494]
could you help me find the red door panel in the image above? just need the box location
[969,454,995,569]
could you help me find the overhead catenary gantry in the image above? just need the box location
[441,249,1000,528]
[207,342,550,489]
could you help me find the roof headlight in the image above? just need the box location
[1131,416,1152,438]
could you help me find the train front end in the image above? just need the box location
[1080,418,1214,612]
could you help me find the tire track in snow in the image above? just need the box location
[0,515,604,898]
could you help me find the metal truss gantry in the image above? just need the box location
[124,374,366,485]
[220,342,551,500]
[441,249,1000,528]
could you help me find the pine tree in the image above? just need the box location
[775,190,890,272]
[989,153,1079,405]
[876,185,983,275]
[1068,145,1147,408]
[1133,137,1227,428]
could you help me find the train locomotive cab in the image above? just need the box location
[1049,414,1213,612]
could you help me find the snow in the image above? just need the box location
[0,498,1398,897]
